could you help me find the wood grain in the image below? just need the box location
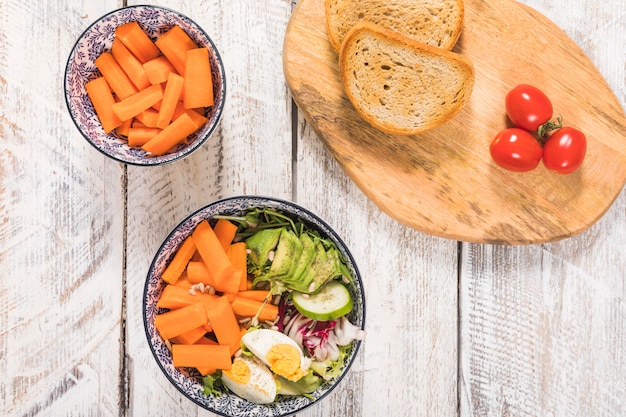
[283,0,626,245]
[124,1,294,416]
[460,1,626,416]
[0,1,124,416]
[295,119,460,417]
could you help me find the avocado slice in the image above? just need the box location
[268,229,303,279]
[245,227,283,270]
[278,232,317,293]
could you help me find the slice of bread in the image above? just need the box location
[339,21,474,136]
[325,0,464,54]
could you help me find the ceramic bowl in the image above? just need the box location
[143,196,366,416]
[64,5,226,166]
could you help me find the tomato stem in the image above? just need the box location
[537,115,563,138]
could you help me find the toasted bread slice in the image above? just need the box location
[339,21,474,135]
[325,0,464,53]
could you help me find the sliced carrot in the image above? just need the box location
[156,284,218,310]
[184,109,207,130]
[170,325,208,345]
[111,37,151,90]
[237,290,271,303]
[230,296,279,322]
[156,73,185,129]
[85,77,123,133]
[171,344,232,374]
[127,127,161,147]
[116,115,133,137]
[191,220,233,280]
[162,236,196,284]
[174,275,193,289]
[183,48,214,109]
[214,219,238,251]
[135,108,160,128]
[141,112,198,156]
[143,56,177,85]
[115,21,161,63]
[205,296,242,354]
[94,52,138,100]
[186,261,218,288]
[155,25,198,75]
[111,83,163,121]
[228,242,249,291]
[154,302,207,340]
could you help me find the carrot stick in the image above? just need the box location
[94,52,138,100]
[115,21,161,63]
[127,127,161,147]
[230,296,279,322]
[186,261,218,288]
[214,219,238,251]
[170,325,208,345]
[85,77,123,133]
[183,109,207,130]
[205,296,242,354]
[154,302,208,340]
[236,290,271,302]
[116,115,133,137]
[141,112,198,156]
[156,73,185,129]
[111,83,163,121]
[191,220,242,293]
[111,37,151,90]
[134,108,160,128]
[171,344,232,374]
[174,275,193,289]
[228,242,249,291]
[162,236,196,284]
[183,48,214,109]
[155,25,198,75]
[156,284,218,310]
[143,56,177,85]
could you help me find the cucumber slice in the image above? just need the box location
[292,280,353,321]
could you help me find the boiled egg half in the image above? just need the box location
[242,329,312,382]
[221,356,277,404]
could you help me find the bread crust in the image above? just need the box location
[338,21,475,135]
[325,0,465,54]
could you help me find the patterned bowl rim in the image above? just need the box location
[142,195,366,416]
[63,4,226,166]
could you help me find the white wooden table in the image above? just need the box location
[1,1,624,416]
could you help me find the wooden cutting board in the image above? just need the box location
[283,0,626,244]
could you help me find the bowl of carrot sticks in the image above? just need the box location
[64,5,225,165]
[143,196,366,415]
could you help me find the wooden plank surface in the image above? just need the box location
[0,0,624,417]
[123,1,294,416]
[283,0,626,245]
[460,1,626,416]
[0,1,124,416]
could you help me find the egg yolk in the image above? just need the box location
[223,358,250,384]
[266,344,305,381]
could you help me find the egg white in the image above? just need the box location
[242,329,312,380]
[221,356,277,404]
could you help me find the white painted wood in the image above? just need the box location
[0,1,624,416]
[460,2,626,416]
[123,1,293,416]
[0,1,124,416]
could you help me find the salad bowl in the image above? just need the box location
[143,196,366,416]
[64,5,226,166]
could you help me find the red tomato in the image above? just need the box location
[505,84,553,132]
[542,127,587,174]
[490,128,543,172]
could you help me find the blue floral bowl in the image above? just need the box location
[143,196,366,416]
[64,5,226,166]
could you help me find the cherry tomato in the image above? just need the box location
[542,127,587,174]
[490,128,543,172]
[505,84,553,132]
